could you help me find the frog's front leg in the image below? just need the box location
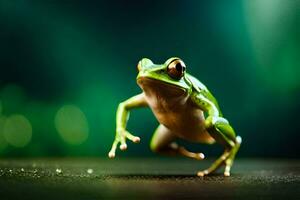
[150,124,205,160]
[192,92,242,176]
[108,93,148,158]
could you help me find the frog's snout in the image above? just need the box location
[137,58,153,71]
[137,60,142,71]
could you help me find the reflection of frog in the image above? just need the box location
[109,57,242,176]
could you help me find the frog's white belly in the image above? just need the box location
[137,77,215,144]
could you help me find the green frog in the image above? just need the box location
[108,57,242,176]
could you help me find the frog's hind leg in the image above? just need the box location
[224,135,241,176]
[197,117,242,177]
[150,124,205,160]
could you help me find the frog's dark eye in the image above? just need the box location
[167,59,186,80]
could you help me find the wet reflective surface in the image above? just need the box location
[0,158,299,199]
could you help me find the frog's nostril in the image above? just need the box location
[140,58,153,68]
[137,60,142,72]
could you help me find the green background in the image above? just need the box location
[0,0,299,158]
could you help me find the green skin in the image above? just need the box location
[108,57,242,177]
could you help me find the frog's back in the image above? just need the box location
[186,73,208,91]
[186,73,223,117]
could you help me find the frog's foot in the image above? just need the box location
[108,130,140,158]
[178,145,205,160]
[197,150,231,177]
[197,136,242,177]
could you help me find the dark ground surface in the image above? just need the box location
[0,158,299,200]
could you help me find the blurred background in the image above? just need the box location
[0,0,299,158]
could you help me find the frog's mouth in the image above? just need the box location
[137,76,187,96]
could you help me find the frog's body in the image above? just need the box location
[109,57,242,176]
[138,76,213,144]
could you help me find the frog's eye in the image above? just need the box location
[167,59,186,80]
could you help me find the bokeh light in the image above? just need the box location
[55,105,89,145]
[3,114,32,148]
[244,0,300,92]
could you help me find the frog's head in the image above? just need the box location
[136,57,190,91]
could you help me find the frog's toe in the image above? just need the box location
[124,131,140,143]
[224,163,231,176]
[178,146,205,160]
[195,153,205,160]
[108,140,118,158]
[187,152,205,160]
[132,136,140,143]
[120,144,127,151]
[197,170,208,177]
[108,151,115,158]
[224,171,230,177]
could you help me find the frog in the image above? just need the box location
[108,57,242,176]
